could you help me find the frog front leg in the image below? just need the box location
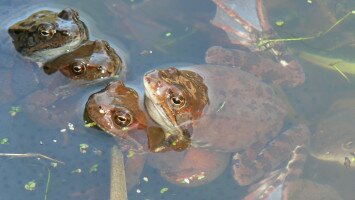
[211,0,272,51]
[232,124,310,186]
[210,0,305,87]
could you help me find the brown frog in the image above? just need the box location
[43,40,125,81]
[8,8,88,62]
[143,65,310,198]
[85,81,229,189]
[22,39,125,129]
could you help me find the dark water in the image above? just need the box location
[0,0,354,200]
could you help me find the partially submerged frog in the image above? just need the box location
[8,8,88,62]
[85,81,229,189]
[43,39,125,81]
[312,98,355,169]
[144,65,310,198]
[22,39,125,129]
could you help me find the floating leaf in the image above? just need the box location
[165,32,172,37]
[127,150,135,158]
[71,168,82,174]
[0,138,9,145]
[9,106,21,117]
[84,121,97,128]
[24,180,36,191]
[50,162,57,168]
[160,187,168,194]
[89,164,98,173]
[79,143,89,153]
[275,20,285,26]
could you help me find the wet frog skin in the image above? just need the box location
[22,40,125,129]
[43,40,125,81]
[8,8,88,62]
[143,65,310,191]
[85,81,229,188]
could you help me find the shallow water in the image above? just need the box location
[0,0,354,199]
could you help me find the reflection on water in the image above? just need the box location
[0,0,354,199]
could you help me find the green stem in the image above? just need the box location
[44,168,51,200]
[258,10,355,46]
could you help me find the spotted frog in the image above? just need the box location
[8,8,88,62]
[85,81,229,189]
[143,65,310,198]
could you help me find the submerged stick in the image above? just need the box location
[110,146,128,200]
[0,153,64,165]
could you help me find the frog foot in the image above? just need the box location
[211,0,297,70]
[232,124,310,186]
[243,145,308,200]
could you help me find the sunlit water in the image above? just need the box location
[0,0,354,199]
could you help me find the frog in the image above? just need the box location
[85,81,230,189]
[206,0,305,88]
[312,98,355,169]
[8,8,89,62]
[143,65,310,198]
[22,39,125,129]
[43,39,125,81]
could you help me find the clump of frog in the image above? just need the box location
[6,2,352,200]
[4,8,125,128]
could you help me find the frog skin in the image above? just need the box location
[8,8,89,62]
[312,98,355,169]
[207,0,305,88]
[85,81,229,189]
[143,65,310,198]
[22,39,125,129]
[43,40,125,81]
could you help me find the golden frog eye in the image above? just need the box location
[72,64,86,75]
[169,93,186,109]
[112,108,133,128]
[38,23,55,38]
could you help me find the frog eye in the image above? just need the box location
[112,108,133,128]
[72,64,86,75]
[38,23,55,38]
[168,92,186,109]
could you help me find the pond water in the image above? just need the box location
[0,0,354,200]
